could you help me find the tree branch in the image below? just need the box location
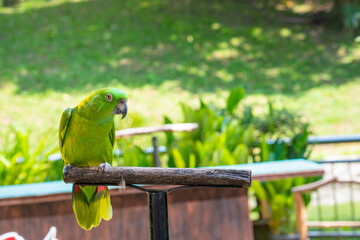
[63,166,251,188]
[115,123,198,138]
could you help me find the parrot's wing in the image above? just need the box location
[59,107,73,153]
[109,122,115,148]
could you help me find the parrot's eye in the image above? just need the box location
[105,94,113,101]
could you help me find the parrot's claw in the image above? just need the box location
[99,162,111,176]
[63,164,73,176]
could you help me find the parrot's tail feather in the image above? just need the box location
[96,186,113,220]
[72,185,113,230]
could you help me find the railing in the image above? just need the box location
[48,123,198,166]
[264,134,360,145]
[302,135,360,239]
[308,134,360,144]
[115,123,198,167]
[48,130,360,165]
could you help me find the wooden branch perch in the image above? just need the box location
[116,123,198,138]
[63,166,251,188]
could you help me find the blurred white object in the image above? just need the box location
[0,226,57,240]
[0,232,25,240]
[43,227,57,240]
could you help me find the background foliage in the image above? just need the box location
[1,0,359,234]
[1,0,359,145]
[0,128,59,185]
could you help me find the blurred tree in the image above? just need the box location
[3,0,20,7]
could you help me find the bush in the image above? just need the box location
[248,102,312,162]
[164,87,311,167]
[0,127,59,185]
[164,87,254,168]
[163,86,315,235]
[114,112,156,167]
[343,2,360,38]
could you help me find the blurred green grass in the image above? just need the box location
[0,0,359,146]
[307,199,360,240]
[308,200,360,221]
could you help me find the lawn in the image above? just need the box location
[0,0,359,151]
[307,198,360,240]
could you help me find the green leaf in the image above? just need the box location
[32,135,48,161]
[251,181,267,200]
[200,98,208,110]
[260,134,269,162]
[164,116,175,146]
[189,153,196,168]
[264,181,277,199]
[172,148,186,168]
[0,155,10,168]
[226,87,245,115]
[233,144,248,164]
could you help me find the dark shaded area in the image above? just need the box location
[0,0,358,96]
[3,0,20,7]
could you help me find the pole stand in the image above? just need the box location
[127,185,173,240]
[148,190,169,240]
[63,166,251,240]
[127,184,243,240]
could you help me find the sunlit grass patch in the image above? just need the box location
[0,0,359,149]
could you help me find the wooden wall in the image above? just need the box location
[0,187,253,240]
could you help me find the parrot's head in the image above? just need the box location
[77,87,128,122]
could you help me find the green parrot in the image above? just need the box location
[59,87,128,230]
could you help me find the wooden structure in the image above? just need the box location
[216,159,325,231]
[292,177,360,240]
[0,166,252,240]
[63,166,251,240]
[210,159,324,181]
[0,159,324,240]
[115,123,198,138]
[63,166,251,187]
[0,183,252,240]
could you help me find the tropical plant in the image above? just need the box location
[163,86,315,236]
[243,102,316,235]
[246,102,312,162]
[114,112,156,167]
[0,127,59,185]
[164,87,254,168]
[164,87,311,168]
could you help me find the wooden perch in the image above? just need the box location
[63,166,251,188]
[116,123,198,138]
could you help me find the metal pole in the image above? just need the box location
[152,136,160,167]
[147,191,169,240]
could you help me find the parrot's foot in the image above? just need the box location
[99,162,111,176]
[63,164,73,176]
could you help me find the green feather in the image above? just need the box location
[58,107,72,153]
[72,185,102,230]
[97,186,113,221]
[59,88,127,230]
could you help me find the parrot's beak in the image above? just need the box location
[113,98,127,119]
